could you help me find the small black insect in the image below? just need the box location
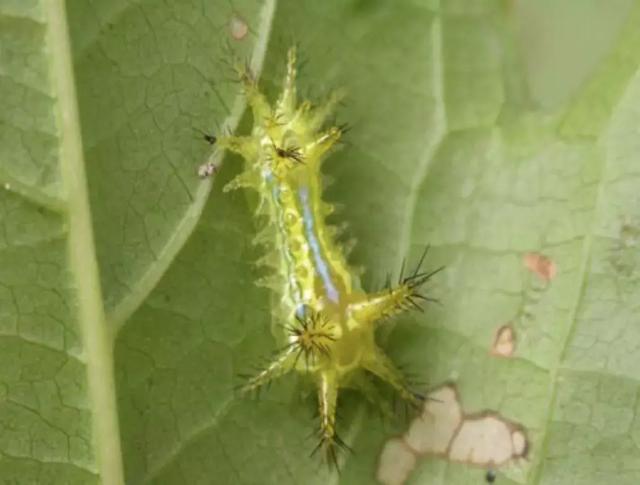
[485,469,497,483]
[194,128,217,145]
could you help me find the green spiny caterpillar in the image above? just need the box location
[210,47,440,465]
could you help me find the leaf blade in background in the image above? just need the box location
[0,0,273,483]
[4,0,640,484]
[66,0,275,327]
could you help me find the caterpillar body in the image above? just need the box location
[214,48,439,464]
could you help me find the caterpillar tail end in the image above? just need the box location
[312,372,352,469]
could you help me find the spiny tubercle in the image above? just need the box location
[217,47,438,465]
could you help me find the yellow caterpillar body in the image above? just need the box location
[216,48,438,464]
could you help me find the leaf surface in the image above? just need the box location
[3,1,640,484]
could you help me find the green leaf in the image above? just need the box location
[4,0,640,484]
[0,0,272,483]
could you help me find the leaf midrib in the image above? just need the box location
[46,1,125,483]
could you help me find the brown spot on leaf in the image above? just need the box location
[229,14,248,40]
[490,325,516,358]
[524,252,556,281]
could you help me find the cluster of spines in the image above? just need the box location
[237,310,337,395]
[284,311,337,367]
[311,405,352,467]
[237,254,440,466]
[387,246,444,317]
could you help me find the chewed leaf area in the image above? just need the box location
[215,48,442,466]
[377,385,528,485]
